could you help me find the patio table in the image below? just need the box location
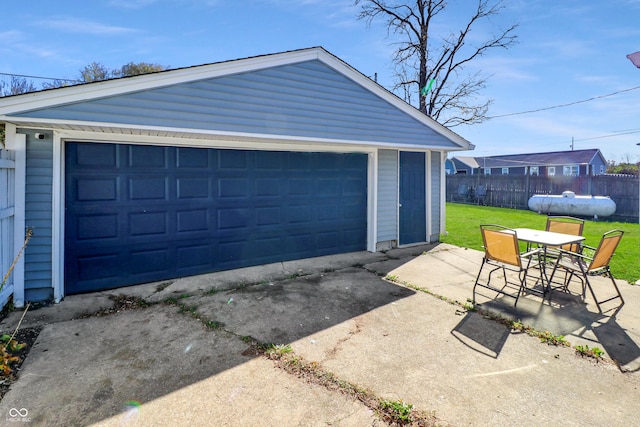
[513,228,585,293]
[514,228,585,248]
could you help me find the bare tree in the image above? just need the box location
[114,62,167,77]
[355,0,518,126]
[79,62,113,82]
[0,76,38,96]
[1,62,169,98]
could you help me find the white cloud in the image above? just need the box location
[0,30,25,43]
[40,17,140,35]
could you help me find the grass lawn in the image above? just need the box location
[440,203,640,285]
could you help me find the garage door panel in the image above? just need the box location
[75,143,118,168]
[76,214,119,240]
[177,245,212,270]
[129,211,168,236]
[77,254,120,281]
[75,177,119,201]
[218,150,248,169]
[130,248,171,275]
[177,147,211,168]
[177,209,209,232]
[256,206,282,226]
[128,145,168,168]
[65,142,367,294]
[218,178,249,198]
[129,176,167,200]
[177,177,210,199]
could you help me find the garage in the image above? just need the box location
[1,47,472,305]
[64,142,368,294]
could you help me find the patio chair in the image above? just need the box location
[453,184,471,202]
[473,225,543,306]
[548,230,624,313]
[545,216,584,253]
[474,185,488,205]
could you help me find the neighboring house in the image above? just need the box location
[0,47,472,305]
[451,149,607,176]
[450,156,479,174]
[444,158,457,175]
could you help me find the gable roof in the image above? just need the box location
[0,47,472,151]
[453,149,605,169]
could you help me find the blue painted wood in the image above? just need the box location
[24,131,54,301]
[399,152,426,245]
[16,61,458,148]
[65,142,368,293]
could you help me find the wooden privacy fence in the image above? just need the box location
[0,148,16,306]
[446,174,640,222]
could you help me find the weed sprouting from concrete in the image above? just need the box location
[575,344,605,360]
[260,344,440,426]
[163,298,225,331]
[379,399,413,423]
[155,281,173,292]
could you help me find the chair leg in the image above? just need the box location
[607,271,625,306]
[583,270,625,314]
[583,276,602,314]
[472,258,487,305]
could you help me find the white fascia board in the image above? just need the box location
[0,48,325,115]
[2,116,465,152]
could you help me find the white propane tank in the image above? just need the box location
[528,192,616,217]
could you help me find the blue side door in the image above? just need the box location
[399,151,426,245]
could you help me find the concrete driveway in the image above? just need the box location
[0,243,638,426]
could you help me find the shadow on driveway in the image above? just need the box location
[0,258,418,426]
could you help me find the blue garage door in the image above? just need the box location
[65,142,368,294]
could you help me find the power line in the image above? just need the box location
[572,129,640,142]
[0,72,80,83]
[487,85,640,119]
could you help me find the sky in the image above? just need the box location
[2,0,639,163]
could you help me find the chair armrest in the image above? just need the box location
[556,248,592,261]
[521,248,543,258]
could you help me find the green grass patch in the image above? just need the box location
[441,203,640,284]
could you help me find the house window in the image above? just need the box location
[600,165,605,174]
[563,165,579,176]
[530,166,539,176]
[484,168,491,175]
[501,167,509,175]
[548,167,556,176]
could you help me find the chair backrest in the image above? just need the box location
[546,216,584,251]
[589,230,624,272]
[480,225,521,268]
[476,185,487,197]
[458,184,469,195]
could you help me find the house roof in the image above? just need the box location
[453,149,605,169]
[452,156,480,169]
[0,47,473,151]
